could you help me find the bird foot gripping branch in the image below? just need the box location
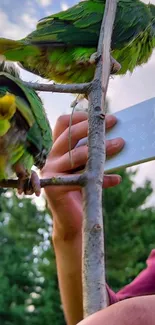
[0,0,154,85]
[89,52,121,74]
[14,167,41,196]
[110,56,121,74]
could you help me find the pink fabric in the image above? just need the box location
[107,250,155,305]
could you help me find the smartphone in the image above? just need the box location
[75,97,155,173]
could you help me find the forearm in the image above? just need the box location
[45,188,84,325]
[53,227,83,325]
[45,188,111,325]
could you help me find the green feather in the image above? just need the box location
[10,145,25,165]
[0,63,52,180]
[0,0,155,83]
[0,71,52,160]
[0,120,10,136]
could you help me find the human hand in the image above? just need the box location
[41,112,125,238]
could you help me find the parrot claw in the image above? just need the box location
[89,52,121,74]
[13,162,41,196]
[110,57,121,74]
[89,52,100,65]
[17,171,41,197]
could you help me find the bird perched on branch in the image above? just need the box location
[0,62,52,196]
[0,0,155,83]
[0,0,155,84]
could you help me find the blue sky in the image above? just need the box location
[0,0,79,126]
[0,0,77,25]
[0,0,78,40]
[1,0,155,204]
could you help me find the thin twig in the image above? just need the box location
[24,81,92,94]
[0,174,86,189]
[82,0,118,317]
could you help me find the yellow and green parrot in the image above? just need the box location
[0,0,155,84]
[0,62,52,196]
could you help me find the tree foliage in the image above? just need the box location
[0,167,155,323]
[0,191,65,325]
[105,168,155,292]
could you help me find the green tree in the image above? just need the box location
[104,168,155,292]
[0,190,65,325]
[0,167,155,324]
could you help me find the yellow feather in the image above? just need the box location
[0,155,7,179]
[0,93,16,120]
[0,93,16,136]
[0,120,10,136]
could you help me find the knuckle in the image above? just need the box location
[71,147,87,165]
[70,147,78,161]
[68,126,76,139]
[53,115,70,141]
[65,125,77,142]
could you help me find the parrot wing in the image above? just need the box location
[0,0,154,54]
[27,0,154,50]
[0,71,52,169]
[0,0,154,81]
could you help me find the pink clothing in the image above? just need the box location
[107,249,155,305]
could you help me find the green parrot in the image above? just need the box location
[0,61,52,196]
[0,0,155,84]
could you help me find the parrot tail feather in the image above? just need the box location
[0,38,22,56]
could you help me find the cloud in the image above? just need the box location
[37,0,52,7]
[61,2,69,11]
[21,13,38,29]
[142,0,155,3]
[0,10,29,39]
[108,52,155,113]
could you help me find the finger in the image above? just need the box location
[46,137,125,175]
[53,136,125,173]
[53,113,117,154]
[53,112,88,142]
[103,174,122,188]
[105,115,117,130]
[51,145,88,172]
[53,113,116,143]
[52,120,88,156]
[106,137,125,157]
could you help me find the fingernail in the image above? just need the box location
[112,138,125,148]
[111,139,120,147]
[107,115,117,123]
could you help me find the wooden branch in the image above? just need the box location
[82,0,118,317]
[0,174,86,189]
[24,81,92,94]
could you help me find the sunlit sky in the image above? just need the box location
[1,0,155,205]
